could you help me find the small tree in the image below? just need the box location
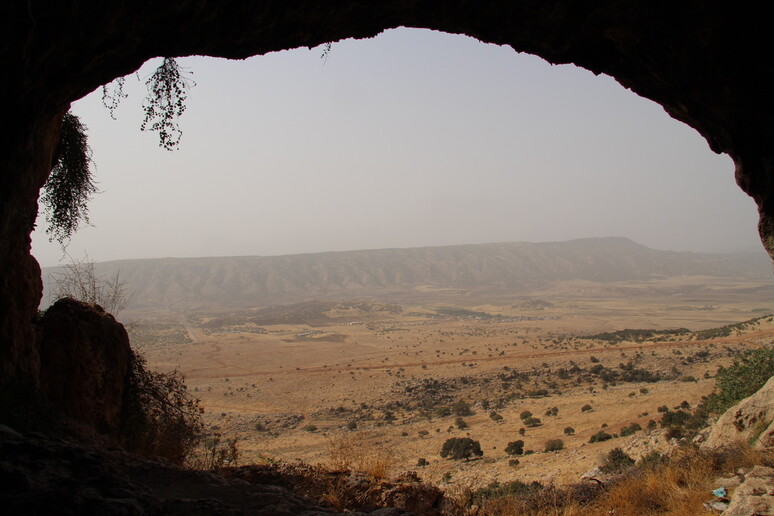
[440,437,483,460]
[524,416,542,427]
[544,439,564,452]
[589,430,613,443]
[504,440,524,455]
[600,448,635,473]
[452,400,473,416]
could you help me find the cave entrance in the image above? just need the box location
[31,28,757,270]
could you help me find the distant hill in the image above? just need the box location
[41,237,774,311]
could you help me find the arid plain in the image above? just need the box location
[127,271,774,489]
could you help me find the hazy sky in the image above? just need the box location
[32,28,761,267]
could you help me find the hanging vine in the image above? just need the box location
[41,112,99,244]
[101,76,128,120]
[140,58,195,151]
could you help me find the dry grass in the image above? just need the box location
[472,443,774,516]
[327,432,402,479]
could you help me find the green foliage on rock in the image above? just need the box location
[703,347,774,415]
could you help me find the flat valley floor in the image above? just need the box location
[129,275,774,488]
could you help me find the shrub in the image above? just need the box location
[489,411,503,422]
[589,431,613,443]
[545,406,558,416]
[120,350,204,465]
[452,400,473,416]
[347,421,357,430]
[508,458,520,468]
[620,422,642,437]
[416,457,429,467]
[302,424,318,432]
[455,417,468,430]
[440,437,483,460]
[581,404,593,413]
[524,416,542,427]
[518,427,526,436]
[564,426,575,435]
[505,440,525,456]
[433,406,452,417]
[544,439,564,452]
[520,410,533,420]
[600,447,635,473]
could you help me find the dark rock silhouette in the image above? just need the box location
[36,298,131,436]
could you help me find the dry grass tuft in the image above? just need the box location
[327,432,401,479]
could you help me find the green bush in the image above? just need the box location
[524,416,542,427]
[563,426,575,435]
[505,440,525,456]
[600,448,635,473]
[620,422,642,437]
[520,410,533,420]
[581,404,593,413]
[440,437,483,460]
[452,400,473,416]
[544,439,564,452]
[589,431,613,443]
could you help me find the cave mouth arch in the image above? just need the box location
[31,28,757,268]
[3,2,773,389]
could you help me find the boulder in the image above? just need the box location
[725,466,774,516]
[703,376,774,449]
[36,298,131,435]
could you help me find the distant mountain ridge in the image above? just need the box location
[41,237,774,310]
